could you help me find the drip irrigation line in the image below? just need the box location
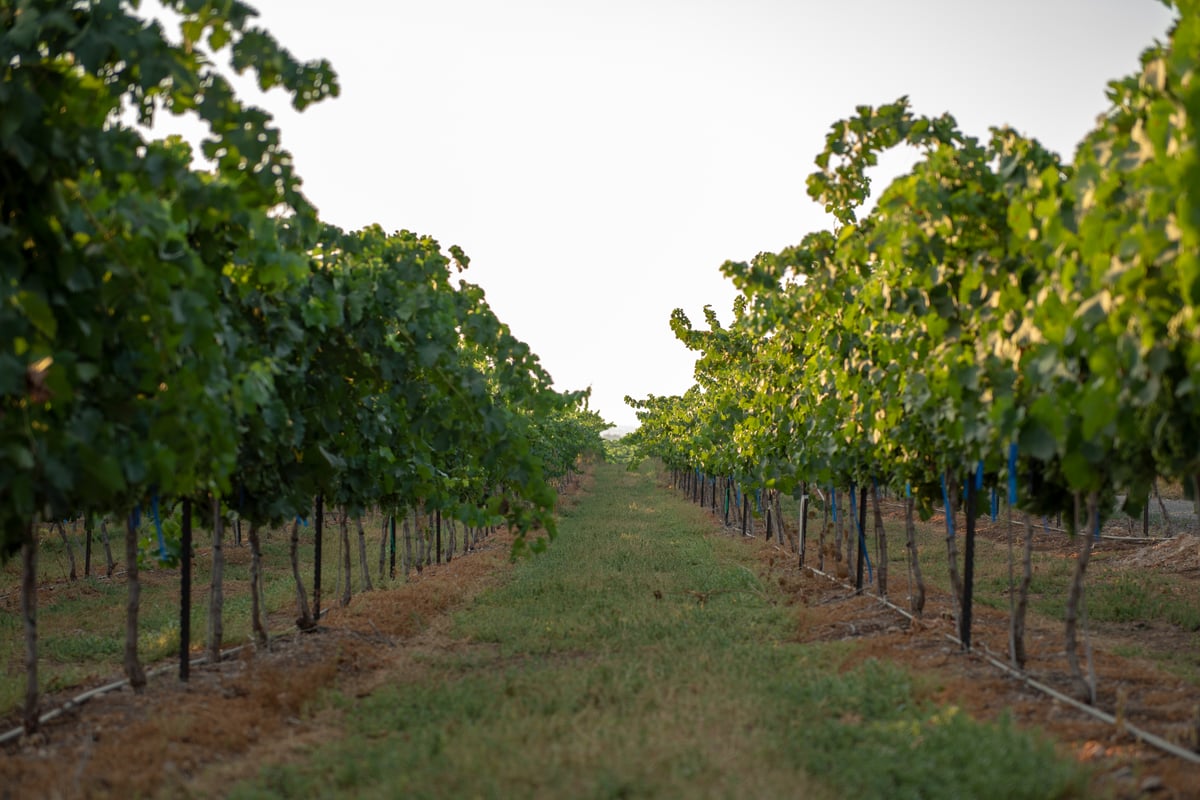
[2,525,509,747]
[802,563,1200,766]
[2,660,201,746]
[0,605,339,747]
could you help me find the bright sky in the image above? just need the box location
[204,0,1176,428]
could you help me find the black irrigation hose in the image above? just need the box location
[0,597,354,747]
[3,518,507,737]
[2,526,508,747]
[802,561,1200,766]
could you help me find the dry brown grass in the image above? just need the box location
[730,518,1200,800]
[0,519,526,800]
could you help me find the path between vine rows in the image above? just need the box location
[2,464,1199,798]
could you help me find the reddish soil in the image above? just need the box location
[748,529,1200,800]
[4,472,1199,799]
[0,519,531,800]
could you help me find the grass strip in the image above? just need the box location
[230,461,1086,800]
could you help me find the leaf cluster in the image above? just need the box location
[0,0,605,558]
[629,2,1200,523]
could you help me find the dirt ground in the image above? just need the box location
[3,473,1200,799]
[750,524,1200,800]
[0,511,534,800]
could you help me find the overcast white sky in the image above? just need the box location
[204,0,1175,427]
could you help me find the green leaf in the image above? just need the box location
[1018,420,1058,462]
[16,291,57,339]
[318,445,346,469]
[1061,451,1095,491]
[1079,384,1116,441]
[0,354,23,395]
[5,444,36,471]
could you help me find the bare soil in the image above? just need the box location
[4,472,1200,799]
[751,526,1200,800]
[0,519,526,800]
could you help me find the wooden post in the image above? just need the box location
[799,492,809,569]
[180,499,192,681]
[390,515,397,578]
[21,521,38,734]
[962,474,977,650]
[855,485,867,594]
[313,494,324,621]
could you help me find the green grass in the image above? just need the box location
[782,494,1200,686]
[228,462,1086,800]
[829,502,1200,635]
[0,513,404,717]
